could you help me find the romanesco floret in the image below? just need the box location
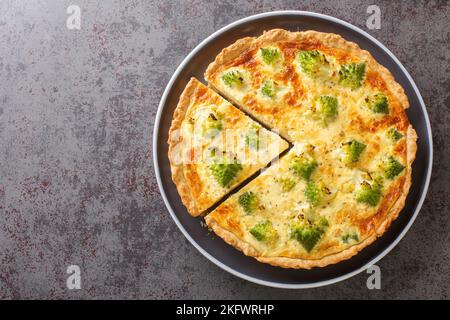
[388,128,403,141]
[356,179,383,206]
[221,70,244,87]
[316,95,338,122]
[305,181,323,207]
[367,93,389,114]
[383,156,405,179]
[297,50,328,76]
[341,231,359,244]
[260,47,281,65]
[338,63,366,89]
[202,112,223,138]
[209,158,242,187]
[290,216,328,252]
[290,155,318,181]
[261,80,276,98]
[245,125,260,150]
[343,140,367,164]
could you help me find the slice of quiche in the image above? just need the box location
[168,78,289,216]
[206,128,416,268]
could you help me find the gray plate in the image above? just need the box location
[153,11,433,288]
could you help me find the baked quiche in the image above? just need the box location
[168,78,289,216]
[168,29,417,268]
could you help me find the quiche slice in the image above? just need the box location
[202,29,417,268]
[206,130,416,268]
[168,78,289,216]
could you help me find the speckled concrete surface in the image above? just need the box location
[0,0,448,299]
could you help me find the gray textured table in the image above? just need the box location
[0,0,448,299]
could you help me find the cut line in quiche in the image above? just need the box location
[168,78,289,217]
[168,29,417,269]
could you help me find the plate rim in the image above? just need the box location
[153,10,433,289]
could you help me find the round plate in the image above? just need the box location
[153,11,433,288]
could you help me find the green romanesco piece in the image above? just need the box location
[245,125,260,150]
[383,156,405,179]
[260,47,281,65]
[343,140,367,165]
[341,231,359,244]
[202,112,223,138]
[316,95,338,123]
[209,158,242,188]
[261,80,276,98]
[356,179,383,206]
[367,93,389,114]
[290,155,318,181]
[278,178,297,192]
[387,128,403,141]
[222,70,244,87]
[297,50,328,77]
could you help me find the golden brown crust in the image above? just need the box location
[168,78,203,216]
[201,29,417,269]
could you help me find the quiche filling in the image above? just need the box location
[169,29,417,269]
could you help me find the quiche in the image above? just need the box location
[168,78,289,216]
[168,29,417,268]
